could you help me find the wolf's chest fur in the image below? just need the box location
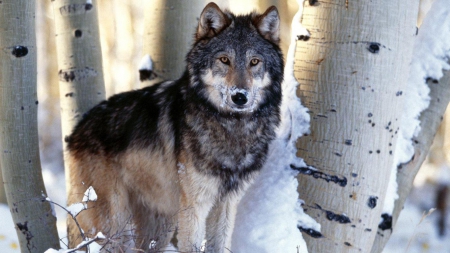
[183,89,279,193]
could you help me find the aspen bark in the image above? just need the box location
[0,166,6,204]
[52,0,105,192]
[370,68,450,252]
[294,1,419,252]
[141,0,206,85]
[0,1,60,252]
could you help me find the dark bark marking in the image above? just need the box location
[426,77,439,84]
[58,67,97,82]
[59,4,93,16]
[378,213,392,231]
[139,69,158,81]
[345,139,352,145]
[326,210,351,224]
[74,29,82,38]
[11,46,28,57]
[318,41,391,50]
[367,196,378,209]
[16,221,34,251]
[291,164,347,187]
[298,226,323,238]
[310,204,352,224]
[297,34,311,41]
[367,43,380,54]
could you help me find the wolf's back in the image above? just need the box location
[68,80,183,156]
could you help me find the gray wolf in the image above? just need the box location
[66,2,283,252]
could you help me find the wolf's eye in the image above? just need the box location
[219,57,230,65]
[250,58,260,66]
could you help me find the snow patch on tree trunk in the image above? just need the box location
[383,0,450,216]
[232,1,318,252]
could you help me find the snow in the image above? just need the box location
[0,205,20,253]
[44,232,105,253]
[383,184,450,253]
[138,54,153,71]
[231,1,316,252]
[66,202,87,218]
[82,186,97,202]
[383,0,450,216]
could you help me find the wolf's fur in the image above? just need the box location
[67,2,283,252]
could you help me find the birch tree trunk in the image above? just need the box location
[140,0,206,85]
[0,1,60,252]
[294,1,419,252]
[370,67,450,253]
[0,166,6,204]
[52,0,105,194]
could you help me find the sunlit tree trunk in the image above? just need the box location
[0,1,60,252]
[141,0,206,85]
[52,0,105,193]
[294,1,419,252]
[370,67,450,253]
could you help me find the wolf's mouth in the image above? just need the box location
[215,85,261,112]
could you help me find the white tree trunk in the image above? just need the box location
[141,0,207,85]
[0,165,6,204]
[0,1,60,251]
[294,1,419,252]
[370,67,450,253]
[52,0,106,194]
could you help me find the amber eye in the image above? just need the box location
[250,58,260,66]
[219,57,230,65]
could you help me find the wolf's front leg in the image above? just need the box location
[177,164,219,252]
[205,189,248,253]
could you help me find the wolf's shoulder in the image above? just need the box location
[67,79,185,155]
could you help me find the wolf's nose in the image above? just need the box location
[231,92,248,106]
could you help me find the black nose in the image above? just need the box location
[231,92,248,106]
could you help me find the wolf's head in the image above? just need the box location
[187,2,283,114]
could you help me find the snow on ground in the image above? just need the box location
[383,184,450,253]
[2,178,450,253]
[0,205,20,252]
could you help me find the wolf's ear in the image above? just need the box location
[253,6,280,44]
[197,2,230,40]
